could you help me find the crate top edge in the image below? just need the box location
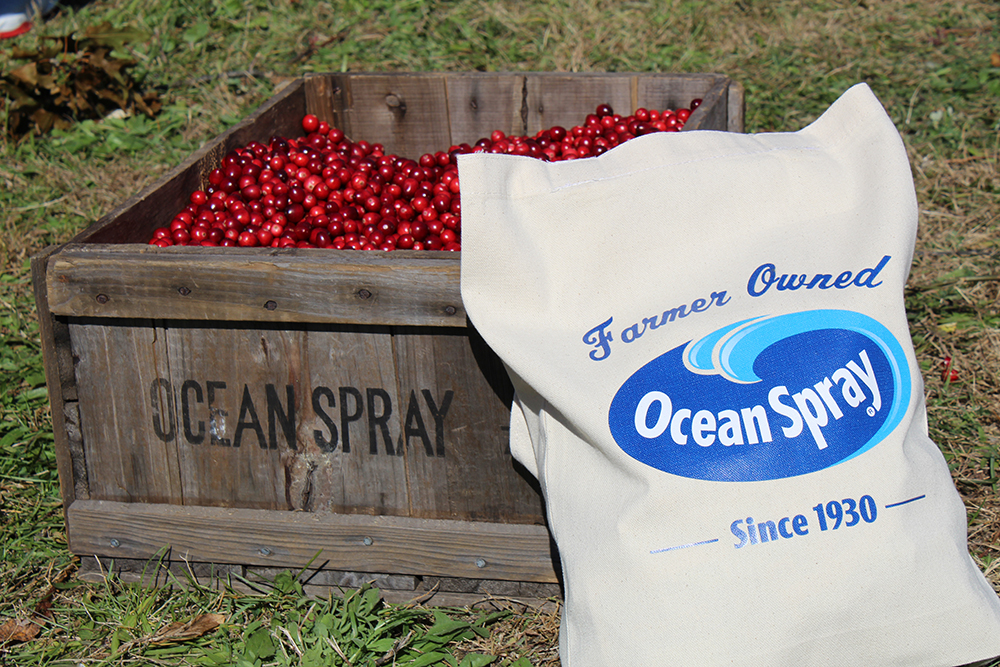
[47,243,463,264]
[303,70,733,79]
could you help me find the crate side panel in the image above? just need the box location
[163,324,297,510]
[304,74,338,127]
[160,323,410,515]
[523,74,636,136]
[70,320,183,504]
[445,74,526,146]
[340,74,452,159]
[396,328,545,524]
[679,78,729,132]
[296,325,410,516]
[636,74,722,117]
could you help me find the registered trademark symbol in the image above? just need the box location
[867,406,876,417]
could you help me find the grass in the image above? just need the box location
[2,0,999,664]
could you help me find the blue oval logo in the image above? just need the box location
[608,310,911,481]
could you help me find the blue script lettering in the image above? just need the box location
[583,317,614,361]
[748,255,891,297]
[584,291,731,361]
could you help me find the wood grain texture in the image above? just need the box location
[45,245,466,326]
[303,74,337,127]
[523,74,636,136]
[292,323,411,516]
[338,73,453,158]
[70,319,182,503]
[67,499,559,582]
[682,78,729,132]
[31,246,80,514]
[62,401,89,501]
[728,80,746,133]
[163,323,300,510]
[76,555,560,607]
[63,317,545,522]
[395,327,544,524]
[636,73,723,120]
[445,74,526,145]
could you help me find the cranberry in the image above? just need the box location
[310,228,331,246]
[302,114,320,133]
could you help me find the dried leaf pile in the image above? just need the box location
[1,22,160,139]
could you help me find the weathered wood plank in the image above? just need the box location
[70,319,182,503]
[62,401,89,501]
[31,246,81,515]
[303,74,338,128]
[163,323,300,510]
[294,324,410,516]
[45,245,466,326]
[339,74,453,159]
[396,327,545,523]
[77,555,560,607]
[636,73,722,120]
[445,74,527,144]
[523,74,636,136]
[728,80,746,133]
[67,499,559,582]
[84,320,414,514]
[682,78,729,132]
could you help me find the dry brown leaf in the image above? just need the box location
[0,563,74,646]
[149,613,225,644]
[9,63,39,87]
[0,617,42,644]
[991,52,1000,68]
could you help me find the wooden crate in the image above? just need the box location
[32,72,743,598]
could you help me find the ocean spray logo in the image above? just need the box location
[608,310,911,482]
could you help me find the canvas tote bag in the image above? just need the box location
[458,83,1000,666]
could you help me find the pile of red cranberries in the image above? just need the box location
[148,100,701,251]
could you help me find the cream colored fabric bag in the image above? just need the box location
[459,84,1000,666]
